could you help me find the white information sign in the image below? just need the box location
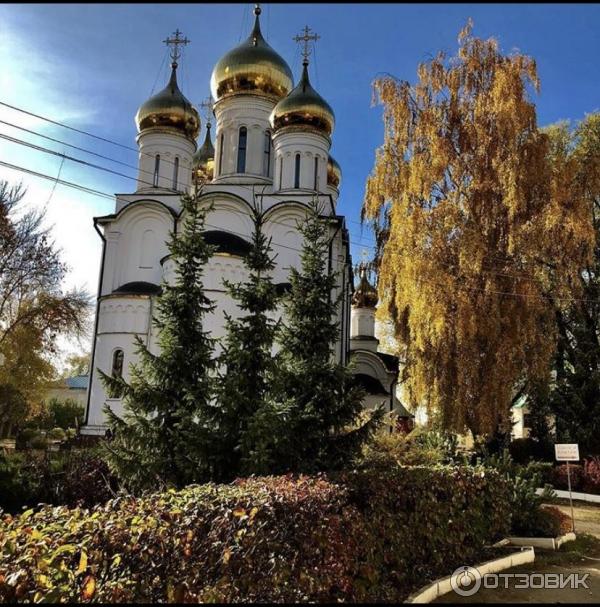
[555,443,580,462]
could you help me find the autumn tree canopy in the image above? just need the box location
[363,21,594,435]
[0,180,90,428]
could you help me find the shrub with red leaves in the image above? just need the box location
[552,463,583,491]
[0,465,511,603]
[582,457,600,495]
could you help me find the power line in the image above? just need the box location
[3,158,595,301]
[0,159,115,201]
[0,101,138,153]
[0,119,146,176]
[0,120,379,248]
[1,100,585,277]
[0,132,147,186]
[45,155,65,206]
[2,129,578,285]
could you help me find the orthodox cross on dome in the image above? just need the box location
[163,28,190,67]
[293,25,320,65]
[200,96,214,128]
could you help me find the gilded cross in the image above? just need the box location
[293,25,320,64]
[200,96,214,127]
[163,29,190,64]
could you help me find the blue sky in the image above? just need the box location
[1,2,599,350]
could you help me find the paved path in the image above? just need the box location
[434,502,600,604]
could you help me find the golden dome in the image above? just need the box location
[192,123,215,182]
[327,155,341,188]
[352,265,378,308]
[210,6,293,103]
[135,63,200,140]
[270,61,335,136]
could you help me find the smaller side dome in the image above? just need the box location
[352,264,378,308]
[327,155,341,188]
[192,123,215,182]
[269,60,334,136]
[135,62,200,140]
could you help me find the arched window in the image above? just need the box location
[278,156,283,190]
[218,134,224,176]
[237,127,247,173]
[264,130,271,176]
[153,154,160,187]
[172,156,179,190]
[109,349,124,398]
[313,156,319,191]
[294,153,301,189]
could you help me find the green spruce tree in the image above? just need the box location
[273,198,382,473]
[100,189,218,491]
[213,204,281,479]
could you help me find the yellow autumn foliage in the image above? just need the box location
[363,21,595,435]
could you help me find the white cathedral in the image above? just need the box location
[81,6,411,436]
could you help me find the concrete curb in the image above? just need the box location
[404,545,535,603]
[506,532,576,551]
[536,487,600,504]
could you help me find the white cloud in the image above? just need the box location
[0,11,116,364]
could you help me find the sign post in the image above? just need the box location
[555,443,579,533]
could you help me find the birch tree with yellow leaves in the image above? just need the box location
[363,21,595,436]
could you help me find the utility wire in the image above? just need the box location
[45,155,65,206]
[1,101,585,277]
[0,101,138,153]
[3,156,594,300]
[0,123,379,248]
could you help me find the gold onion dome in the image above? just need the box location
[352,265,378,308]
[327,155,341,188]
[135,62,200,140]
[210,5,293,102]
[192,123,215,182]
[270,59,335,136]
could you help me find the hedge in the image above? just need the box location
[0,465,511,603]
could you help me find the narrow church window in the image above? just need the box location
[264,130,271,176]
[237,127,247,173]
[153,154,160,187]
[218,134,224,176]
[279,156,283,189]
[313,156,319,191]
[172,156,179,190]
[294,153,301,189]
[109,349,124,398]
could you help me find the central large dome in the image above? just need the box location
[210,6,293,103]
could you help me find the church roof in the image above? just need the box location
[113,282,162,296]
[210,5,293,103]
[65,375,89,390]
[352,264,378,308]
[135,61,200,140]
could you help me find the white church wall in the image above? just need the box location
[213,96,274,183]
[136,130,196,192]
[87,295,152,429]
[264,203,308,280]
[198,195,254,240]
[272,131,329,192]
[111,203,173,290]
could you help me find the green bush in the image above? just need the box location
[28,435,49,450]
[530,505,573,537]
[0,449,119,513]
[479,449,556,537]
[361,425,464,468]
[0,465,511,603]
[47,428,67,442]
